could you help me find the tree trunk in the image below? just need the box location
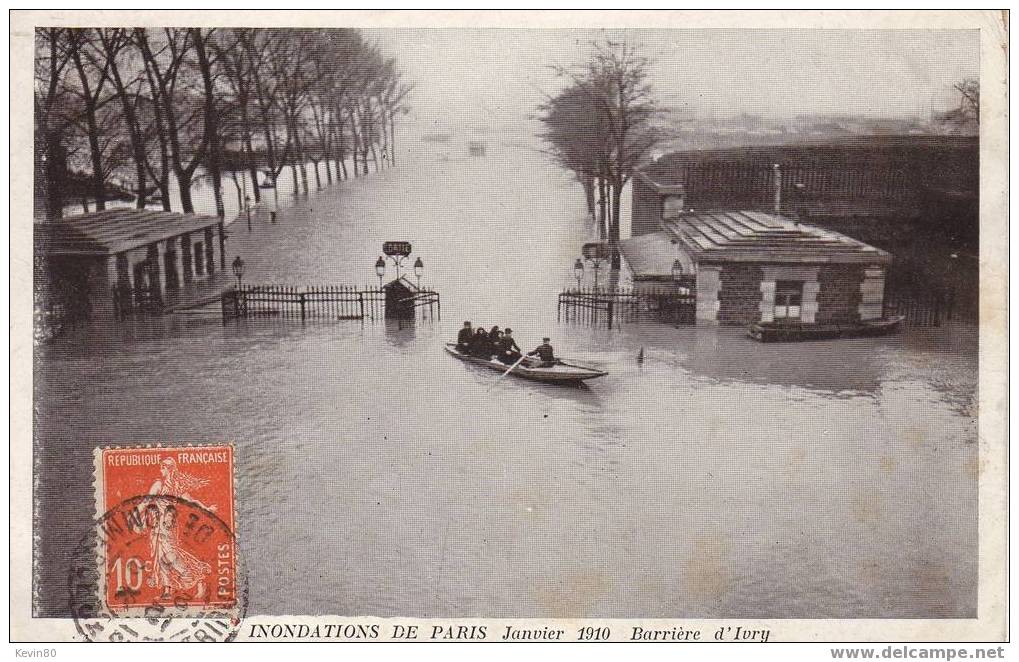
[369,142,380,173]
[70,37,107,211]
[582,175,595,218]
[84,107,106,211]
[140,49,172,211]
[193,29,224,218]
[597,176,607,240]
[178,176,194,214]
[44,131,66,220]
[312,159,322,189]
[240,104,261,203]
[106,45,148,209]
[610,180,623,270]
[389,110,397,167]
[324,147,333,185]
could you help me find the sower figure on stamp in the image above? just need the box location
[146,458,215,599]
[148,503,212,600]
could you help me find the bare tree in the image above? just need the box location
[954,78,979,124]
[65,28,118,211]
[35,28,74,219]
[136,28,209,214]
[543,41,667,268]
[36,27,412,218]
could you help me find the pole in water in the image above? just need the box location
[637,347,644,364]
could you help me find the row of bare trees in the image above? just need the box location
[35,27,412,220]
[538,41,667,269]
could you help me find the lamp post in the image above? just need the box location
[231,255,245,289]
[413,257,424,289]
[573,258,584,289]
[671,259,684,282]
[375,256,386,289]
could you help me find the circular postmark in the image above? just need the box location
[69,494,247,642]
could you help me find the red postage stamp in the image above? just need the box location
[92,445,237,615]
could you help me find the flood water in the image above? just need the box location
[34,137,978,618]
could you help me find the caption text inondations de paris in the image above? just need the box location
[245,623,772,642]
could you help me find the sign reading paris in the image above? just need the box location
[383,241,413,257]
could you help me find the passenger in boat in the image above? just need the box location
[496,328,522,364]
[470,327,492,359]
[456,321,473,352]
[527,337,557,367]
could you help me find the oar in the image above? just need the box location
[493,352,529,383]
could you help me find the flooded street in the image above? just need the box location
[35,139,978,618]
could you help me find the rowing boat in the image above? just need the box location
[444,344,607,383]
[748,315,906,342]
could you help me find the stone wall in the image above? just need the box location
[697,261,876,326]
[816,264,866,324]
[714,262,764,325]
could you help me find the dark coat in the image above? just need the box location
[529,343,555,363]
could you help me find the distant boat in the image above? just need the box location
[444,344,607,384]
[748,315,905,342]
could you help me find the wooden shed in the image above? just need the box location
[35,209,228,324]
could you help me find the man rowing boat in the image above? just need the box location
[527,337,557,368]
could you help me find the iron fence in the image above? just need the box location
[558,285,696,329]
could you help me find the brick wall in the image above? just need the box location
[715,262,764,325]
[816,264,865,323]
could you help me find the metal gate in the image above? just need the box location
[558,285,696,328]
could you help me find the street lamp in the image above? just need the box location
[672,259,684,282]
[573,258,584,289]
[413,257,424,289]
[375,256,386,289]
[231,255,245,289]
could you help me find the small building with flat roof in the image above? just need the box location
[35,209,228,325]
[619,209,892,326]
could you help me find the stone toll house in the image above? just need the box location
[620,209,891,326]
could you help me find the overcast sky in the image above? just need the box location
[369,28,979,130]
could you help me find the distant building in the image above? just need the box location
[619,210,892,326]
[35,209,228,325]
[630,135,978,243]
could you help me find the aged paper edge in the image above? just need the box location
[8,9,1008,643]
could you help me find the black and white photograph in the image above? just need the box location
[10,9,1008,649]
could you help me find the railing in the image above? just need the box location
[558,284,696,329]
[221,285,440,322]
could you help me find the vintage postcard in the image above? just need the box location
[9,8,1008,651]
